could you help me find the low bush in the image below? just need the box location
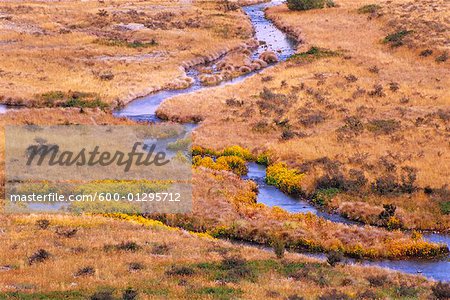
[366,274,389,287]
[55,227,78,238]
[286,0,334,11]
[395,284,417,297]
[74,266,95,277]
[90,288,114,300]
[39,91,108,109]
[151,243,170,255]
[122,288,138,300]
[432,281,450,299]
[326,251,343,266]
[289,46,339,62]
[440,201,450,215]
[28,249,50,265]
[216,156,248,176]
[357,4,381,14]
[128,262,144,272]
[220,145,254,160]
[319,290,350,300]
[383,30,413,47]
[165,265,195,276]
[95,38,157,48]
[266,163,304,194]
[435,51,448,63]
[366,119,399,134]
[105,241,141,252]
[196,287,242,298]
[36,219,50,230]
[313,188,340,206]
[193,155,248,175]
[271,237,285,259]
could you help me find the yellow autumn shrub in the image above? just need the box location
[266,162,304,194]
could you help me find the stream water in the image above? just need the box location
[115,0,449,282]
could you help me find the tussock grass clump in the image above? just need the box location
[266,163,304,194]
[36,219,50,230]
[28,249,50,265]
[74,266,95,277]
[432,281,450,300]
[105,241,141,252]
[165,265,195,276]
[435,51,448,63]
[122,288,138,300]
[357,4,381,14]
[128,262,145,272]
[196,287,243,298]
[383,30,413,47]
[366,119,399,134]
[55,227,78,238]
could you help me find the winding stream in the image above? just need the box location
[115,0,449,281]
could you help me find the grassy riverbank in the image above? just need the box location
[157,0,449,232]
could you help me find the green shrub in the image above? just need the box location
[286,0,334,11]
[383,30,413,47]
[313,188,340,206]
[440,201,450,215]
[271,237,285,259]
[289,46,339,62]
[38,91,108,109]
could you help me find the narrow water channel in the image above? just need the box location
[115,0,449,282]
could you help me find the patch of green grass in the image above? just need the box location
[313,188,340,206]
[64,97,108,109]
[289,46,340,62]
[38,91,108,109]
[142,288,169,296]
[357,4,381,14]
[196,287,243,300]
[95,38,157,48]
[383,30,413,47]
[440,201,450,215]
[286,0,335,11]
[0,291,85,300]
[167,137,192,151]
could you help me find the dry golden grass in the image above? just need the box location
[0,0,254,106]
[0,212,438,299]
[157,0,450,230]
[155,167,447,259]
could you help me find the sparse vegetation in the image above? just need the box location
[383,30,413,47]
[357,4,381,14]
[287,0,335,11]
[289,46,339,62]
